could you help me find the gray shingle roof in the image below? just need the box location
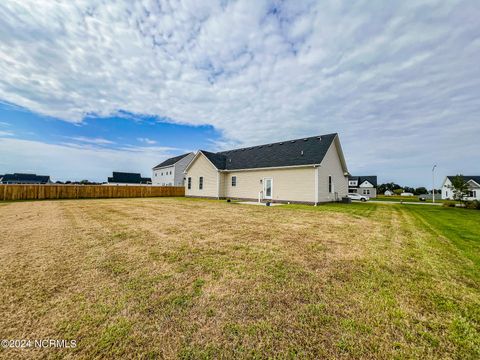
[1,173,51,183]
[198,133,338,170]
[349,176,377,187]
[153,152,193,169]
[108,172,151,184]
[447,175,480,185]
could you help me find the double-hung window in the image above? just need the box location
[199,176,203,190]
[231,176,237,187]
[187,177,191,190]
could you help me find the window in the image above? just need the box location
[468,190,476,197]
[199,176,203,190]
[328,176,332,193]
[231,176,237,187]
[363,189,370,195]
[161,172,163,176]
[155,173,157,177]
[187,177,191,190]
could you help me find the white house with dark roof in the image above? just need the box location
[442,175,480,200]
[348,176,377,198]
[152,152,195,186]
[183,133,350,204]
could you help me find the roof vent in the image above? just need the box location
[229,159,232,162]
[304,138,308,141]
[279,142,283,145]
[290,140,295,143]
[301,150,304,156]
[317,136,322,141]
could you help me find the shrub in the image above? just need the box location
[442,200,457,208]
[464,200,480,210]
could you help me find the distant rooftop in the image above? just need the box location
[107,171,151,184]
[0,173,51,184]
[153,152,193,169]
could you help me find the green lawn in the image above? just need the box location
[0,198,479,359]
[372,195,445,203]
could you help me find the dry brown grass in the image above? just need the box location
[0,198,478,359]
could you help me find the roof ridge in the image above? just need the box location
[217,133,337,154]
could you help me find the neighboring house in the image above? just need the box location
[442,175,480,200]
[184,133,349,204]
[348,176,377,198]
[107,172,151,185]
[384,190,394,196]
[152,152,195,186]
[401,192,414,197]
[0,173,51,184]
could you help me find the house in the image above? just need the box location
[107,172,151,185]
[152,152,195,186]
[348,176,377,198]
[0,173,52,184]
[184,133,349,204]
[442,175,480,200]
[384,190,394,196]
[400,192,414,197]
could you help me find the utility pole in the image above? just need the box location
[432,164,437,203]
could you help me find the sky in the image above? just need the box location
[0,0,479,186]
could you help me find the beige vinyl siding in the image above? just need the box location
[318,140,348,201]
[225,167,315,202]
[185,153,219,198]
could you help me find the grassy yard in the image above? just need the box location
[373,195,445,203]
[0,198,479,359]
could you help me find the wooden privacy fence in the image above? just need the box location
[0,184,185,201]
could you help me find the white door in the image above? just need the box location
[263,178,273,199]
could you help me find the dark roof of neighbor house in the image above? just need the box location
[446,175,480,185]
[1,173,51,183]
[196,133,338,171]
[108,172,151,184]
[153,152,193,169]
[349,176,378,187]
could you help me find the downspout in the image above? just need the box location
[217,171,220,200]
[314,165,320,206]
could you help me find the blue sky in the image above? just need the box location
[0,0,479,185]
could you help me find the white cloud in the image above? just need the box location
[69,136,115,145]
[137,137,156,144]
[0,137,176,182]
[0,130,13,136]
[0,0,479,185]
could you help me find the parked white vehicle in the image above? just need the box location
[347,193,369,202]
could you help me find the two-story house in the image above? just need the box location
[152,152,195,186]
[348,176,377,198]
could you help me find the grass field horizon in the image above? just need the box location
[1,198,478,359]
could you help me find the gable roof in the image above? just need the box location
[108,172,151,184]
[153,152,193,169]
[349,176,377,187]
[1,173,51,183]
[187,133,340,172]
[446,175,480,186]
